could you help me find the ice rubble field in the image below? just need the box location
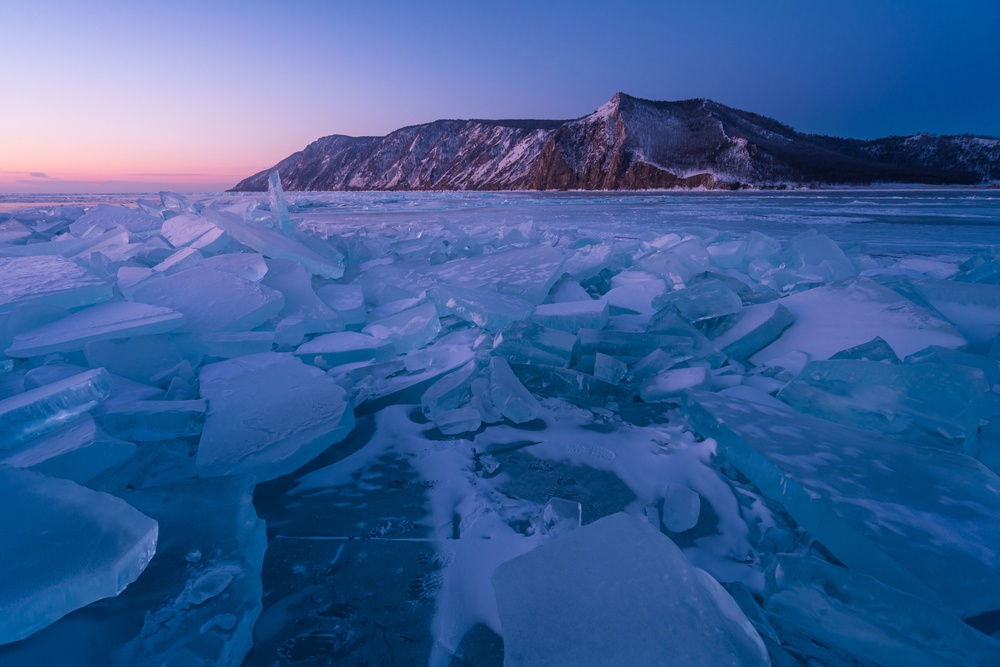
[1,186,1000,666]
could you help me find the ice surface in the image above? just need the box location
[778,359,989,450]
[492,513,768,667]
[428,283,534,332]
[683,390,1000,617]
[0,466,158,645]
[197,353,355,481]
[529,299,608,332]
[0,256,112,313]
[426,244,564,304]
[765,554,1000,667]
[0,368,111,447]
[130,266,285,334]
[6,302,185,357]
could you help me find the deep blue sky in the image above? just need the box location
[3,0,998,192]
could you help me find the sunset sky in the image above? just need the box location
[3,0,998,193]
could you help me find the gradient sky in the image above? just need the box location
[2,0,998,193]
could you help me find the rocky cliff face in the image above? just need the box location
[230,93,1000,191]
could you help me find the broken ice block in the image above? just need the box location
[196,331,275,359]
[492,513,767,667]
[295,331,395,369]
[433,406,482,435]
[268,171,294,237]
[913,279,1000,345]
[0,415,133,484]
[199,253,268,281]
[0,476,265,667]
[577,329,694,364]
[639,366,712,402]
[0,466,158,645]
[682,390,1000,617]
[765,555,1000,667]
[829,335,901,363]
[427,283,534,332]
[130,266,284,334]
[493,321,577,367]
[421,362,477,419]
[84,334,201,385]
[751,277,966,366]
[511,363,629,409]
[0,368,111,447]
[661,483,701,533]
[160,213,217,248]
[197,353,355,481]
[261,258,344,334]
[592,352,627,384]
[68,205,161,237]
[6,302,186,357]
[489,356,544,424]
[362,301,441,354]
[539,497,582,536]
[778,359,989,450]
[529,299,608,333]
[426,244,564,304]
[704,301,794,361]
[646,309,727,368]
[651,279,743,323]
[315,284,367,328]
[103,400,207,442]
[201,208,344,279]
[0,256,112,313]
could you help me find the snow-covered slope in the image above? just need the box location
[231,94,1000,191]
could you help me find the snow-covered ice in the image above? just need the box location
[1,188,999,665]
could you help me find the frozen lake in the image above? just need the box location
[1,187,1000,666]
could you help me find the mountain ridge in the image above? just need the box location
[230,93,1000,191]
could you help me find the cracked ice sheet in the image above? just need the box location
[294,398,761,665]
[750,276,965,370]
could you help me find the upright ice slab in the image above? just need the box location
[267,171,294,237]
[0,368,111,447]
[0,466,158,645]
[197,353,355,481]
[5,302,186,357]
[0,256,112,313]
[682,390,1000,618]
[428,284,534,332]
[764,554,1000,667]
[492,513,767,667]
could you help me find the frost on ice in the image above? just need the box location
[1,190,1000,666]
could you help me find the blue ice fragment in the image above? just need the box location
[651,279,743,322]
[510,363,629,409]
[577,328,694,364]
[765,554,1000,667]
[0,415,133,484]
[913,279,1000,345]
[777,359,989,451]
[0,256,112,314]
[704,301,794,361]
[261,258,345,334]
[592,352,627,384]
[0,368,111,447]
[829,335,901,362]
[682,390,1000,618]
[315,284,367,328]
[427,283,534,332]
[426,244,564,304]
[493,321,577,367]
[268,171,294,237]
[103,400,208,442]
[294,331,394,370]
[529,299,608,332]
[362,301,441,354]
[489,356,544,424]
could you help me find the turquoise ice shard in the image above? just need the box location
[315,284,367,328]
[764,555,1000,667]
[5,302,186,357]
[829,335,901,362]
[196,331,275,359]
[651,279,743,322]
[780,230,857,283]
[912,279,1000,345]
[492,513,768,667]
[0,476,265,667]
[577,329,694,364]
[427,283,534,332]
[362,301,441,354]
[682,390,1000,618]
[489,356,544,423]
[0,466,158,645]
[529,299,608,332]
[661,483,701,533]
[201,208,344,279]
[103,399,208,442]
[493,321,577,367]
[67,205,162,237]
[704,301,794,361]
[260,258,344,334]
[0,256,112,313]
[0,415,133,484]
[197,353,355,482]
[293,330,394,369]
[777,359,989,451]
[592,352,627,384]
[130,266,285,334]
[426,244,564,304]
[0,368,111,447]
[639,366,712,401]
[510,363,629,409]
[267,171,294,237]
